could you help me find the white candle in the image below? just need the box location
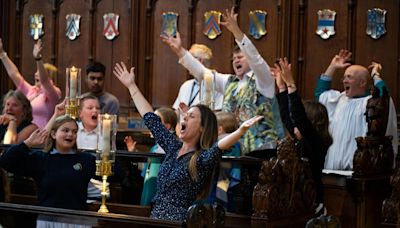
[102,115,111,156]
[70,66,77,99]
[203,70,213,104]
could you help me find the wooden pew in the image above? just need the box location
[322,172,391,228]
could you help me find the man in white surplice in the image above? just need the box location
[314,49,398,170]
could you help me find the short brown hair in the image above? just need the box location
[215,111,238,133]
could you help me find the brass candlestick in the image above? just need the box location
[96,114,117,213]
[65,98,79,119]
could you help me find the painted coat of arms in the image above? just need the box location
[66,14,81,41]
[161,12,178,37]
[249,10,267,39]
[29,14,44,40]
[316,9,336,39]
[366,8,387,39]
[203,11,222,40]
[103,13,120,40]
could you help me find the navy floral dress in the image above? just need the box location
[144,112,222,221]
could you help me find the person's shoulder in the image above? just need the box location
[104,91,119,101]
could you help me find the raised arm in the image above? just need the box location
[314,49,352,99]
[221,7,274,98]
[323,49,352,77]
[162,32,206,80]
[33,39,59,99]
[218,115,263,150]
[0,38,25,87]
[113,62,153,117]
[45,99,66,132]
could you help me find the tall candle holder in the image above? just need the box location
[65,66,81,119]
[199,69,215,110]
[96,114,117,213]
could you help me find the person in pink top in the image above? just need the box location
[0,38,62,129]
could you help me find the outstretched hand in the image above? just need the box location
[33,39,43,59]
[161,32,183,56]
[24,128,49,148]
[54,99,66,117]
[329,49,352,70]
[239,115,264,133]
[277,57,294,86]
[124,136,137,152]
[113,62,136,88]
[221,7,239,32]
[271,64,286,90]
[368,61,382,77]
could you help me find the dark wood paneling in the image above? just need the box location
[57,0,91,98]
[354,0,399,107]
[94,0,133,111]
[195,0,234,74]
[20,1,55,85]
[151,0,189,107]
[238,0,281,67]
[301,0,350,100]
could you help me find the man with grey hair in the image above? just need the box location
[172,44,224,110]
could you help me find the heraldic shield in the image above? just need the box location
[249,10,267,39]
[161,12,178,37]
[103,13,120,40]
[316,9,336,39]
[66,14,81,41]
[203,11,222,40]
[29,14,44,40]
[366,8,387,39]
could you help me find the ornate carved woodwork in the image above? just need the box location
[252,137,316,219]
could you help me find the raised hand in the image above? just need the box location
[271,64,286,91]
[54,99,66,117]
[324,49,352,77]
[278,57,294,86]
[220,7,243,40]
[24,128,49,148]
[160,32,184,56]
[33,39,43,59]
[113,62,136,88]
[124,136,137,152]
[368,61,382,77]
